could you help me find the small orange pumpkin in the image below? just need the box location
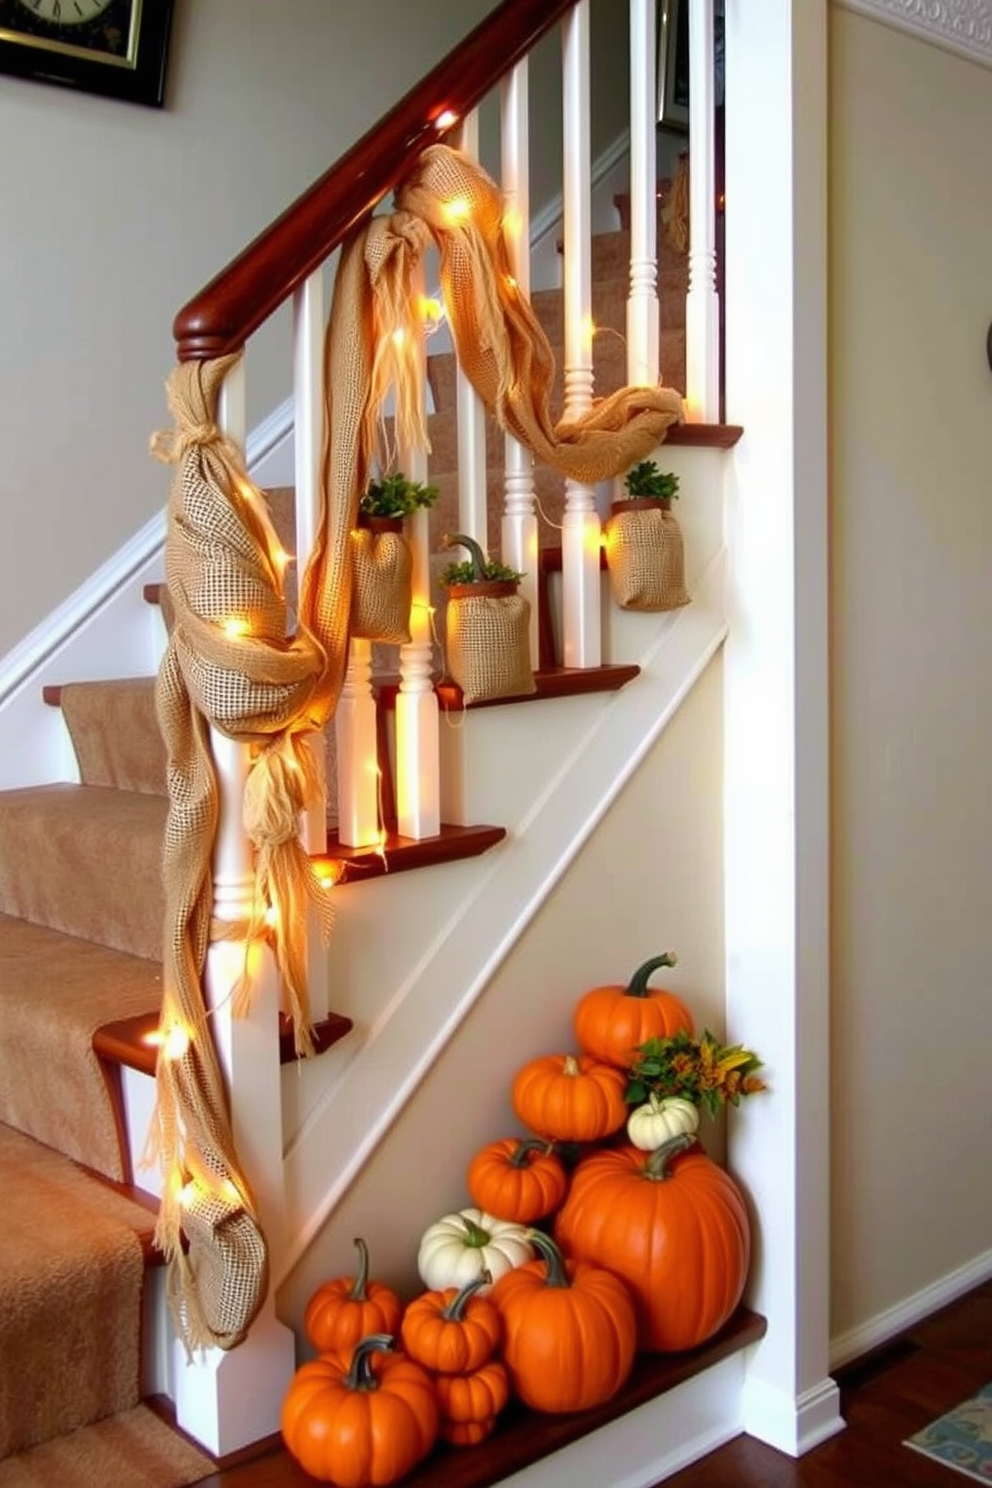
[280,1333,438,1486]
[554,1134,750,1352]
[433,1357,510,1423]
[490,1230,637,1413]
[400,1272,502,1374]
[303,1237,403,1355]
[573,953,694,1069]
[511,1053,628,1143]
[466,1136,569,1223]
[440,1416,497,1446]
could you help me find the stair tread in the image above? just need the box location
[0,914,163,1181]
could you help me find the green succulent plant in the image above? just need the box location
[623,460,680,502]
[359,472,440,519]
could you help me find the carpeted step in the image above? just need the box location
[0,784,165,960]
[0,914,162,1181]
[56,677,167,796]
[0,1120,158,1459]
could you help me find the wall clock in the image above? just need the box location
[0,0,173,108]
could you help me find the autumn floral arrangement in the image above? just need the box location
[625,1028,767,1118]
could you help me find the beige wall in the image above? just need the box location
[279,657,726,1338]
[829,8,992,1339]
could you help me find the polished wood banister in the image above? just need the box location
[174,0,576,361]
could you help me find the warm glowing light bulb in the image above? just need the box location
[178,1179,199,1210]
[264,904,279,929]
[220,1179,241,1207]
[434,108,458,131]
[502,206,522,240]
[418,295,443,323]
[442,196,471,225]
[221,616,250,639]
[316,866,339,889]
[505,274,518,292]
[392,326,406,348]
[583,316,597,347]
[163,1025,191,1061]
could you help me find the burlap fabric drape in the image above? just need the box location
[150,143,683,1353]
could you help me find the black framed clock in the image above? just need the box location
[0,0,173,108]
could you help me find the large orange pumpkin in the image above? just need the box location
[554,1134,750,1352]
[511,1053,627,1143]
[303,1237,403,1355]
[573,953,694,1069]
[466,1136,569,1223]
[490,1230,636,1413]
[280,1334,438,1487]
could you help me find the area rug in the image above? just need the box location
[0,1404,214,1487]
[905,1381,992,1482]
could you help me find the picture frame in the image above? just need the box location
[657,0,689,132]
[0,0,174,109]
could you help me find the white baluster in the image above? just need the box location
[396,261,441,840]
[455,109,489,545]
[501,61,540,671]
[335,638,381,847]
[685,0,720,421]
[292,270,330,1021]
[173,359,295,1459]
[627,0,660,389]
[561,0,601,668]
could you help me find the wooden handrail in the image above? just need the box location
[174,0,576,361]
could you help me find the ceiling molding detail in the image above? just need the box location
[835,0,992,69]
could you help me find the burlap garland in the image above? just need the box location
[350,523,413,643]
[148,143,685,1355]
[603,500,691,611]
[445,583,535,705]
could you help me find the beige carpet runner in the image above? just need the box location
[0,1123,153,1459]
[0,1406,213,1488]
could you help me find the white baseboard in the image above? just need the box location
[742,1373,845,1458]
[830,1246,992,1370]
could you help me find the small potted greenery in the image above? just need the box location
[351,472,440,644]
[603,457,690,613]
[359,471,440,528]
[438,534,534,705]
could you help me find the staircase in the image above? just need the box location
[0,1,787,1482]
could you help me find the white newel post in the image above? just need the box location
[685,0,720,421]
[396,264,441,840]
[561,0,601,668]
[172,361,296,1459]
[627,0,660,390]
[293,269,330,1019]
[500,61,540,670]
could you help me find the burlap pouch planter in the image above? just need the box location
[604,498,691,612]
[350,515,412,643]
[444,580,536,705]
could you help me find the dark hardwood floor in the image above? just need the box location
[197,1280,992,1486]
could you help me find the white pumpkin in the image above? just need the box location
[626,1094,700,1151]
[417,1207,534,1291]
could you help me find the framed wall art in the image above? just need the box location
[0,0,174,108]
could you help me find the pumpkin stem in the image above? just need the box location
[643,1132,695,1180]
[508,1138,555,1169]
[343,1333,395,1392]
[442,532,488,581]
[460,1215,493,1248]
[562,1054,581,1077]
[441,1270,492,1320]
[346,1237,371,1302]
[525,1229,572,1289]
[626,953,679,998]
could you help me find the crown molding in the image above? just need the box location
[835,0,992,69]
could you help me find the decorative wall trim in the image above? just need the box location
[742,1374,845,1457]
[834,0,992,70]
[830,1246,992,1369]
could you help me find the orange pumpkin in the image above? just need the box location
[303,1237,403,1355]
[511,1053,627,1143]
[433,1357,510,1423]
[466,1137,569,1223]
[280,1333,439,1486]
[490,1230,636,1413]
[440,1416,497,1446]
[573,953,694,1068]
[554,1134,750,1352]
[400,1273,502,1374]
